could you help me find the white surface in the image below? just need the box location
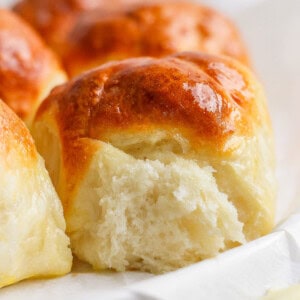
[1,0,300,299]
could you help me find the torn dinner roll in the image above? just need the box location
[32,52,275,273]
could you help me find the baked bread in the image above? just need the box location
[13,0,169,54]
[0,9,66,124]
[60,2,249,77]
[0,99,72,288]
[32,52,275,273]
[15,1,249,78]
[14,0,104,53]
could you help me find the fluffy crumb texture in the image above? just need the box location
[68,142,245,273]
[32,53,276,274]
[0,101,72,288]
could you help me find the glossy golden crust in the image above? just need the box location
[60,2,249,76]
[35,52,265,209]
[14,0,92,52]
[0,9,66,122]
[14,0,168,52]
[38,52,256,141]
[15,1,249,77]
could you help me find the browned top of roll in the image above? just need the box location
[15,1,249,78]
[14,0,170,52]
[35,52,263,191]
[0,9,66,122]
[14,0,97,50]
[59,2,249,77]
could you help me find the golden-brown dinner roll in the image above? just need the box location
[32,52,275,273]
[15,1,249,78]
[61,2,249,77]
[14,0,102,53]
[0,99,72,288]
[14,0,167,53]
[0,9,66,124]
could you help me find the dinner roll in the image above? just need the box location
[60,2,249,77]
[14,0,103,53]
[32,52,275,273]
[14,0,168,54]
[0,100,72,288]
[15,1,249,78]
[0,9,66,125]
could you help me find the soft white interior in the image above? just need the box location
[0,155,72,288]
[105,129,276,240]
[67,139,245,273]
